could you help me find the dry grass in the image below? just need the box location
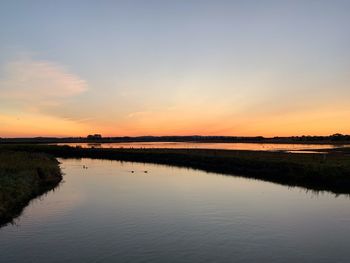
[0,151,62,226]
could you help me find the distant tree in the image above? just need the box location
[87,134,102,140]
[330,133,344,141]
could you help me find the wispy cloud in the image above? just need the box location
[0,57,91,136]
[127,110,153,118]
[0,58,87,109]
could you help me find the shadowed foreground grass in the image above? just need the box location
[2,144,350,195]
[0,151,62,226]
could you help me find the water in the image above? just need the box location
[55,141,348,152]
[1,158,350,262]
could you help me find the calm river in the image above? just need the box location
[1,158,350,262]
[56,142,349,152]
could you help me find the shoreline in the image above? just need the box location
[2,144,350,195]
[1,140,350,145]
[1,135,350,145]
[0,151,62,226]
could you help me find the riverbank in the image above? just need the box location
[2,144,350,194]
[1,134,350,145]
[0,151,62,226]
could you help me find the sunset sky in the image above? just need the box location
[0,1,349,137]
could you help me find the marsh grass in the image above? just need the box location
[2,144,350,194]
[0,151,62,226]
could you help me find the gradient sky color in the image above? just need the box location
[0,0,349,137]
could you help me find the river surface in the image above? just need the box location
[55,142,349,153]
[1,158,350,262]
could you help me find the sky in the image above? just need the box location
[0,0,349,137]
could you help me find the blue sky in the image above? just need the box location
[0,0,349,136]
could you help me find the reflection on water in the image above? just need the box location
[55,142,349,152]
[1,158,350,262]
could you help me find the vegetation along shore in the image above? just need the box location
[1,133,350,145]
[0,151,62,226]
[2,144,350,195]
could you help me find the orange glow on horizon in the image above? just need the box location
[1,105,349,138]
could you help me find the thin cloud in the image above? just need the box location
[0,58,87,107]
[127,111,152,118]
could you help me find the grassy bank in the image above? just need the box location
[0,151,62,226]
[2,144,350,194]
